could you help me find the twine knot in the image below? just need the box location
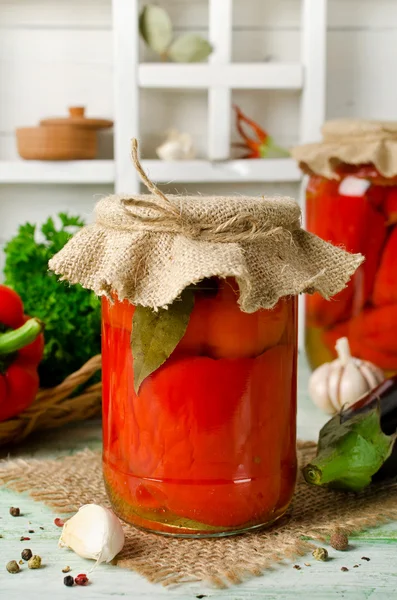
[120,139,288,243]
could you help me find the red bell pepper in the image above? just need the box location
[383,189,397,225]
[373,226,397,306]
[305,175,386,328]
[0,285,44,421]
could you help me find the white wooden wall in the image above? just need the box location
[1,0,397,273]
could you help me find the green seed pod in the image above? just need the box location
[312,547,328,561]
[28,555,42,569]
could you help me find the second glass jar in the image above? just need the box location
[305,163,397,373]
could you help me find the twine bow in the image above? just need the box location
[120,139,290,243]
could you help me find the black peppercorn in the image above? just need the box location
[64,575,74,587]
[21,548,33,560]
[21,549,32,561]
[9,507,20,517]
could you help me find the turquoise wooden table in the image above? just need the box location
[1,356,396,600]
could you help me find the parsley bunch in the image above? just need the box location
[3,213,101,387]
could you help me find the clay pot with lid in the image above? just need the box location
[16,106,113,160]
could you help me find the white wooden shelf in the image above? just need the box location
[141,158,301,183]
[0,0,326,192]
[0,158,301,185]
[138,63,303,90]
[0,160,115,184]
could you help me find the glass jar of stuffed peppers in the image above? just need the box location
[49,140,361,537]
[101,284,298,536]
[293,120,397,373]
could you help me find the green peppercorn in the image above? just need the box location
[28,555,42,569]
[312,547,328,561]
[21,548,33,561]
[6,560,20,574]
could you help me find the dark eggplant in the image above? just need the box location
[341,376,397,481]
[303,377,397,492]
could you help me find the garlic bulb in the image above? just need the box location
[309,337,385,415]
[156,129,196,161]
[58,504,124,564]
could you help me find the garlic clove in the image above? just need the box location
[58,504,124,564]
[308,362,336,414]
[326,359,344,414]
[337,361,372,410]
[156,141,184,161]
[356,359,385,389]
[156,130,196,161]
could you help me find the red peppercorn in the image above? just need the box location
[54,518,64,528]
[75,573,89,586]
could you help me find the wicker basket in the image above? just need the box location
[0,355,102,447]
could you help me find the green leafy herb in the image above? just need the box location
[303,407,395,492]
[168,34,213,63]
[131,289,194,393]
[3,214,101,387]
[139,4,173,55]
[139,4,213,63]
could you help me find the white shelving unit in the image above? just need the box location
[0,0,327,188]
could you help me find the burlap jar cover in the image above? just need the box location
[291,119,397,180]
[50,140,363,308]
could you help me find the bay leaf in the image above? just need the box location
[168,34,213,63]
[303,407,395,492]
[139,4,173,55]
[131,289,194,393]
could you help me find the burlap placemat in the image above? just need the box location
[1,442,397,588]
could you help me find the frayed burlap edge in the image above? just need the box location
[1,443,396,588]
